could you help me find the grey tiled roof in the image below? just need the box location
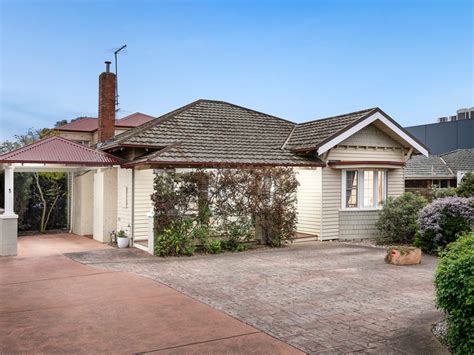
[286,108,377,150]
[441,148,474,173]
[404,155,454,178]
[102,100,418,167]
[104,100,324,167]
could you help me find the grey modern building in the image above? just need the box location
[405,108,474,155]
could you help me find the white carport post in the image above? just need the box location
[147,208,154,255]
[0,165,18,256]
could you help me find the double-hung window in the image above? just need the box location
[343,170,387,209]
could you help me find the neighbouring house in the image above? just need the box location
[404,148,474,196]
[441,148,474,179]
[0,62,429,256]
[56,112,154,146]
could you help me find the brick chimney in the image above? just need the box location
[98,61,116,142]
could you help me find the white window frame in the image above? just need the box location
[341,169,388,210]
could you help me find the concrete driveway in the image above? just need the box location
[69,243,448,354]
[0,235,300,354]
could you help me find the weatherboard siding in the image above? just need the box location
[320,167,341,240]
[328,147,404,161]
[388,168,405,197]
[339,124,402,148]
[295,168,321,236]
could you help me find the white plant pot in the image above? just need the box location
[117,237,129,248]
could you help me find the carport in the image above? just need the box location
[0,136,123,256]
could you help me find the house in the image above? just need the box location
[404,148,474,196]
[0,62,428,256]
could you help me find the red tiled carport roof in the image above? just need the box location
[0,136,123,166]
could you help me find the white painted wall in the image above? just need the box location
[133,169,154,241]
[93,168,117,243]
[295,168,321,236]
[72,171,94,236]
[116,168,132,234]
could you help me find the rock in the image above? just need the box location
[385,246,422,265]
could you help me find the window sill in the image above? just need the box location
[339,208,382,212]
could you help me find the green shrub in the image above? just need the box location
[221,219,252,252]
[431,186,457,199]
[206,240,222,254]
[154,219,196,257]
[434,233,474,354]
[457,171,474,197]
[414,196,474,255]
[376,193,427,245]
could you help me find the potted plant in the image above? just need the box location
[116,230,129,248]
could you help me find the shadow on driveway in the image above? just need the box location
[0,252,300,354]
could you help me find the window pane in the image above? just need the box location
[346,171,358,208]
[377,171,385,206]
[363,171,374,207]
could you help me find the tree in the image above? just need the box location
[33,173,67,232]
[54,119,68,127]
[0,127,55,154]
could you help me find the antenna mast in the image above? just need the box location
[114,44,127,112]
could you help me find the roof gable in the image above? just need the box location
[0,136,123,166]
[288,108,429,157]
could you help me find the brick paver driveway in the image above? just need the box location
[69,242,448,354]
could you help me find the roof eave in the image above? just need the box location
[122,160,326,169]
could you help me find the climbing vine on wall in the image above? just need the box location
[151,167,299,256]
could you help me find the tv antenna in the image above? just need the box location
[114,44,127,112]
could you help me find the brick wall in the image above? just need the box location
[339,210,380,240]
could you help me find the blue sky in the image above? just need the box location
[1,0,472,141]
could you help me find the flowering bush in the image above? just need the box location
[414,196,474,254]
